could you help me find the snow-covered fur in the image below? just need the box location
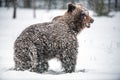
[14,3,94,73]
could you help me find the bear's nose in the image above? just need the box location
[90,19,94,23]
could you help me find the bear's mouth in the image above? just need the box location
[85,18,94,28]
[85,23,90,28]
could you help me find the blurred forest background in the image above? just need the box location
[0,0,120,18]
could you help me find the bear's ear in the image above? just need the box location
[67,3,76,13]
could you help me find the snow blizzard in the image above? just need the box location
[0,8,120,80]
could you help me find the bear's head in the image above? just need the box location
[63,3,94,33]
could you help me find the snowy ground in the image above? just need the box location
[0,8,120,80]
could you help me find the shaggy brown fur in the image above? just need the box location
[14,3,94,73]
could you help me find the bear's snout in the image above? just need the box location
[90,18,94,23]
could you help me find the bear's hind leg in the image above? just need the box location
[14,57,31,71]
[30,61,49,73]
[29,44,49,73]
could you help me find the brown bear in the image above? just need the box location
[14,3,94,73]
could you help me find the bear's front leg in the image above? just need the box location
[60,54,77,73]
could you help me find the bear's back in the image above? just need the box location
[16,21,71,41]
[15,20,77,51]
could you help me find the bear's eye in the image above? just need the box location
[81,12,86,16]
[79,12,86,20]
[78,11,86,20]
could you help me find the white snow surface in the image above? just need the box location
[0,8,120,80]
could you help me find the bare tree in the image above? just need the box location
[115,0,118,11]
[5,0,9,7]
[13,0,17,19]
[53,0,57,9]
[48,0,52,10]
[108,0,111,12]
[0,0,2,7]
[5,0,12,8]
[32,0,36,18]
[24,0,31,8]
